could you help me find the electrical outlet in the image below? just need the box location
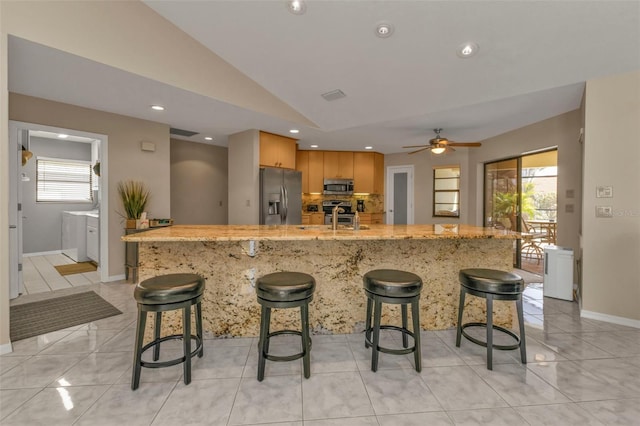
[248,240,257,257]
[595,206,613,218]
[565,204,574,213]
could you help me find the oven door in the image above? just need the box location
[325,214,354,225]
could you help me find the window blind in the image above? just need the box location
[36,157,93,202]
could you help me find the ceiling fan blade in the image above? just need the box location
[407,147,431,154]
[402,144,430,148]
[448,142,482,147]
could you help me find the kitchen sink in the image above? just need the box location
[296,225,369,231]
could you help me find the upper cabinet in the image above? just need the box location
[354,152,384,194]
[260,131,297,169]
[323,151,354,179]
[296,150,324,193]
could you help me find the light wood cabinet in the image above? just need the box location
[359,213,384,224]
[301,213,324,225]
[310,213,324,225]
[323,151,354,179]
[308,151,324,193]
[353,152,384,194]
[296,151,309,193]
[371,213,384,224]
[260,131,297,169]
[374,152,384,195]
[358,213,372,224]
[297,150,324,193]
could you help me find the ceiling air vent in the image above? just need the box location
[321,89,346,102]
[170,127,199,137]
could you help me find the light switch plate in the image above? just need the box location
[565,204,574,213]
[595,206,613,218]
[596,186,613,198]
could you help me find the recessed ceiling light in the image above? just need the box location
[365,146,373,150]
[310,145,319,148]
[204,137,213,141]
[151,105,165,111]
[289,129,300,134]
[286,0,306,15]
[457,42,479,58]
[57,134,69,139]
[375,22,394,38]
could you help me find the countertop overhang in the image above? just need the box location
[121,224,519,242]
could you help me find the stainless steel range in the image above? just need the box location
[322,200,355,226]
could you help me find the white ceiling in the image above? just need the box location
[8,1,640,154]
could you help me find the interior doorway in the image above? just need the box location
[484,149,558,272]
[8,121,109,298]
[385,165,414,225]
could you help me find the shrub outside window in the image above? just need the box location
[433,166,460,217]
[36,157,93,203]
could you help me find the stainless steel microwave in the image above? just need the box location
[323,179,354,195]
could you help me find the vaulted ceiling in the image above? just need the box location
[8,1,640,153]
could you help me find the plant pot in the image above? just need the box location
[125,219,137,229]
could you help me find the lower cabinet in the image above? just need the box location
[359,213,384,225]
[310,213,324,225]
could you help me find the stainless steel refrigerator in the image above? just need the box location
[259,167,302,225]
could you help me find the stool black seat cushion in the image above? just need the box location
[364,269,422,298]
[257,272,315,302]
[459,268,524,295]
[134,273,205,305]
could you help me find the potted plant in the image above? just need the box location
[117,180,150,229]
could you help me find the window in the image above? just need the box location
[433,166,460,217]
[36,157,93,203]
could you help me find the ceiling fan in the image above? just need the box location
[403,128,481,155]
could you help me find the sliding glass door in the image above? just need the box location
[484,158,521,266]
[484,149,558,271]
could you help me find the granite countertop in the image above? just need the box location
[122,224,518,242]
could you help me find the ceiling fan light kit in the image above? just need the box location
[402,128,481,155]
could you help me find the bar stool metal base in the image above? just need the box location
[455,268,526,370]
[257,296,313,382]
[132,295,204,390]
[364,290,422,372]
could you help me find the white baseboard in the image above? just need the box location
[0,342,13,355]
[581,309,640,329]
[24,250,62,257]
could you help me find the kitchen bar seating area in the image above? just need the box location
[2,275,639,425]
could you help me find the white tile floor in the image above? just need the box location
[1,277,639,425]
[21,254,100,295]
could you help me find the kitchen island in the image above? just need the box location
[122,224,518,337]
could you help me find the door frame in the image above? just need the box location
[385,165,415,225]
[9,121,110,285]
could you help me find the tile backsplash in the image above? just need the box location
[302,194,384,213]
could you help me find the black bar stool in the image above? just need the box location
[363,269,423,372]
[456,268,526,370]
[256,271,315,381]
[131,273,205,390]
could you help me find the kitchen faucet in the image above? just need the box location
[331,203,343,230]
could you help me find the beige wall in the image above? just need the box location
[1,0,313,128]
[582,71,640,322]
[468,111,583,260]
[227,130,260,225]
[9,93,171,279]
[171,139,228,225]
[384,149,471,224]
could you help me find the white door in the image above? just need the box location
[9,128,27,299]
[385,166,414,225]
